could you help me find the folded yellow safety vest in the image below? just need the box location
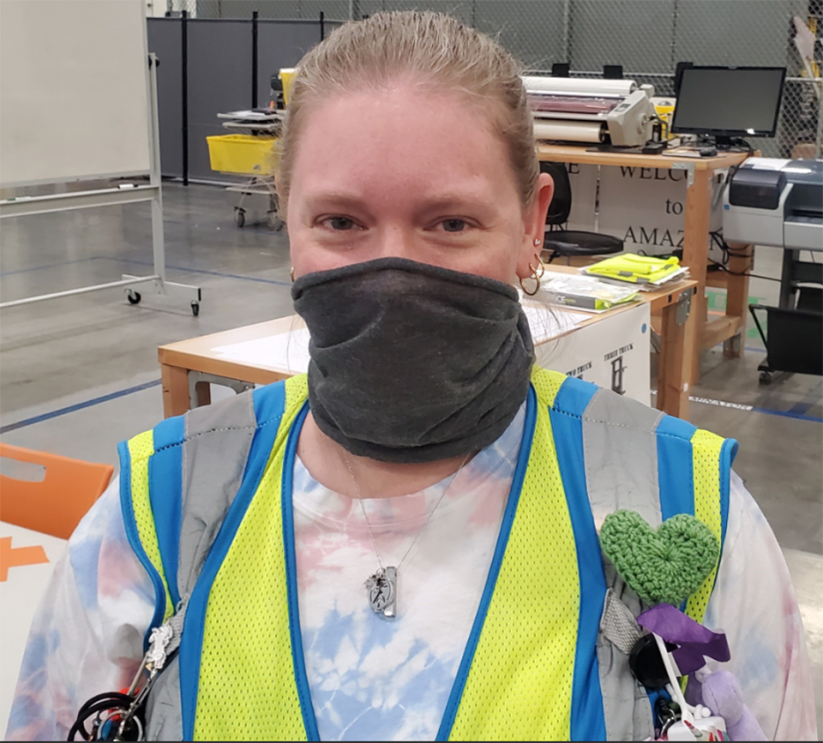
[586,254,681,284]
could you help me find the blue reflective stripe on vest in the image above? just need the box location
[655,415,697,522]
[551,377,607,742]
[281,403,319,741]
[118,439,167,648]
[436,385,538,742]
[149,415,186,609]
[180,382,287,741]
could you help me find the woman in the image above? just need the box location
[7,12,816,742]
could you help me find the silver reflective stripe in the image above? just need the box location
[596,566,655,741]
[145,655,183,741]
[582,388,664,532]
[178,390,257,599]
[146,389,260,740]
[580,388,664,741]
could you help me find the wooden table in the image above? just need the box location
[0,522,66,734]
[158,266,698,420]
[536,144,752,380]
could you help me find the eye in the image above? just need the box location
[441,219,468,233]
[321,216,357,231]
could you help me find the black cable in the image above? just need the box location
[710,232,730,266]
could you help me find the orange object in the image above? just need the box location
[0,444,114,539]
[0,536,48,582]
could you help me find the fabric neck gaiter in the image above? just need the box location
[291,257,534,464]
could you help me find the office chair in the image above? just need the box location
[540,161,624,263]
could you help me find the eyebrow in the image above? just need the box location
[301,191,364,207]
[303,189,497,213]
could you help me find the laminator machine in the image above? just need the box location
[523,76,657,147]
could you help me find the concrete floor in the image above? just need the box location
[1,182,821,732]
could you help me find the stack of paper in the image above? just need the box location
[217,109,284,121]
[538,272,640,311]
[520,302,590,340]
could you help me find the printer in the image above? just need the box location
[522,76,657,147]
[723,158,823,251]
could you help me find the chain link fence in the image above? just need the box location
[165,0,822,157]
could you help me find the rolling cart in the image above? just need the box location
[206,110,285,230]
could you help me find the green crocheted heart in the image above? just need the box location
[599,510,719,606]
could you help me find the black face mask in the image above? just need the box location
[291,257,534,464]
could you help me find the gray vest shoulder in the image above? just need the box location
[567,387,669,741]
[146,389,259,741]
[577,387,666,531]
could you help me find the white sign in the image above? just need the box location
[535,302,652,405]
[597,165,725,261]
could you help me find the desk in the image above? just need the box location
[158,266,698,420]
[536,144,752,379]
[0,522,66,734]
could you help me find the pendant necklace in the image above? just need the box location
[341,449,472,620]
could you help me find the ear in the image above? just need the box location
[516,171,554,278]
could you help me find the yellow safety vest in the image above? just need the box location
[119,367,736,741]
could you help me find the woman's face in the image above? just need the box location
[286,81,553,284]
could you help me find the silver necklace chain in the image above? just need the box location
[341,448,472,618]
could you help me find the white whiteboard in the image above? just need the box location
[0,0,152,187]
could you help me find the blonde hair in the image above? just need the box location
[275,11,538,214]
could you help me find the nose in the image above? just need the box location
[376,225,417,261]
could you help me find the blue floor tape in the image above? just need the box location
[0,257,100,277]
[3,380,819,436]
[751,405,823,423]
[0,380,162,434]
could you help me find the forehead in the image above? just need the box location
[289,83,519,202]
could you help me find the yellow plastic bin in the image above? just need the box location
[206,134,278,175]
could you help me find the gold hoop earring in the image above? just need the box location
[290,266,295,283]
[519,261,542,296]
[532,254,546,279]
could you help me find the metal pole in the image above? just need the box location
[779,249,796,308]
[252,11,259,109]
[320,11,325,42]
[816,79,823,159]
[0,276,160,310]
[148,53,167,284]
[670,0,679,76]
[181,10,188,186]
[562,0,571,64]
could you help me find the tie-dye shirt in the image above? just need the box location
[5,404,818,741]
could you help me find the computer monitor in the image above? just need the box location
[671,66,786,148]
